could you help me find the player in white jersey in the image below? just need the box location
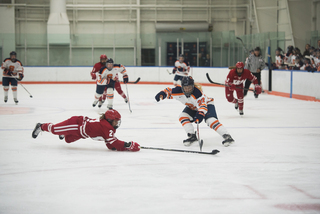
[1,51,24,104]
[172,54,190,86]
[92,58,128,109]
[155,76,234,147]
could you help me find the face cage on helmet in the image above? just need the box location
[106,63,113,71]
[182,85,194,97]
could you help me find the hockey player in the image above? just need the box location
[155,76,234,147]
[93,58,129,109]
[31,109,140,152]
[91,55,127,108]
[244,46,265,98]
[1,51,24,104]
[172,54,190,86]
[225,62,262,115]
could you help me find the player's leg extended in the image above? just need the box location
[106,80,115,109]
[225,87,238,109]
[243,79,251,97]
[205,104,234,146]
[114,80,127,102]
[93,85,106,107]
[173,75,183,86]
[98,87,108,108]
[11,78,18,104]
[35,116,83,143]
[179,107,197,146]
[236,89,244,115]
[2,77,9,103]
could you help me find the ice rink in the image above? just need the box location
[1,83,320,214]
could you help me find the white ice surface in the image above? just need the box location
[1,84,320,214]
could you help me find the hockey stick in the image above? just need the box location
[128,77,140,84]
[236,37,249,55]
[14,78,33,98]
[141,146,219,155]
[206,73,256,92]
[196,122,204,152]
[125,83,132,113]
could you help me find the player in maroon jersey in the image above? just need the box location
[91,55,127,108]
[225,62,262,115]
[31,109,140,152]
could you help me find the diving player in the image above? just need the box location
[155,76,234,147]
[225,62,262,115]
[93,58,129,109]
[32,109,140,152]
[172,54,190,86]
[1,51,24,104]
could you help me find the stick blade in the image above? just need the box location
[211,149,220,155]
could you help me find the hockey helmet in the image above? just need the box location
[179,54,184,62]
[104,109,121,129]
[10,51,17,62]
[181,76,194,97]
[106,58,114,71]
[236,61,244,69]
[100,54,107,60]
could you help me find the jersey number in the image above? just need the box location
[9,66,15,72]
[109,130,113,137]
[197,97,205,105]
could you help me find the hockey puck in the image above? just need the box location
[30,95,33,98]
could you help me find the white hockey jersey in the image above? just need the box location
[96,64,127,85]
[162,85,214,114]
[173,60,190,76]
[1,58,24,78]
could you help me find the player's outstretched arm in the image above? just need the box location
[106,140,140,151]
[155,91,167,102]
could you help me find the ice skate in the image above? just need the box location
[107,104,113,110]
[59,135,65,140]
[235,101,238,110]
[254,93,259,98]
[4,96,8,103]
[183,133,197,146]
[92,100,98,107]
[239,110,244,115]
[98,100,104,108]
[14,98,18,105]
[32,123,42,139]
[124,97,128,103]
[222,134,234,147]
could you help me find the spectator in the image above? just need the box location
[273,48,285,70]
[302,44,311,57]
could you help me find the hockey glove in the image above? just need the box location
[17,73,24,81]
[123,75,129,83]
[254,84,262,94]
[91,72,96,80]
[172,68,177,74]
[124,141,140,152]
[155,91,167,102]
[194,111,205,124]
[3,68,13,76]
